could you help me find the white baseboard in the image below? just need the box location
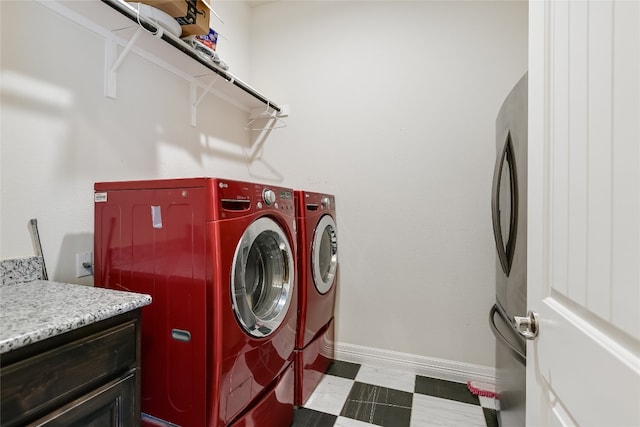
[334,341,496,386]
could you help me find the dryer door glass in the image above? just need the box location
[231,217,294,337]
[312,215,338,294]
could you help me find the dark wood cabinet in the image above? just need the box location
[0,310,142,427]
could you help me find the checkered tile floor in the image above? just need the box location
[293,360,498,427]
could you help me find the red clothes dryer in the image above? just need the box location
[293,191,338,406]
[94,178,297,427]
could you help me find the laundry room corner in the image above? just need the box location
[247,0,529,375]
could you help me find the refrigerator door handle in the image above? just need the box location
[489,304,526,365]
[491,130,519,276]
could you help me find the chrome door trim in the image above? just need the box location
[311,215,338,295]
[231,216,294,338]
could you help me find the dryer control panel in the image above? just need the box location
[295,191,336,218]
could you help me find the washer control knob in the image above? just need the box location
[263,189,276,206]
[321,197,331,209]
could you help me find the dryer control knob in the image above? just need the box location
[263,189,276,206]
[321,197,331,209]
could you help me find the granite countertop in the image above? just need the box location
[0,280,152,354]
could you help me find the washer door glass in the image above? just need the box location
[231,217,294,338]
[312,215,338,294]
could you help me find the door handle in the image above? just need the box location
[171,329,192,342]
[491,131,519,276]
[514,310,539,340]
[488,304,526,365]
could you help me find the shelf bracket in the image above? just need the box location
[189,78,219,127]
[104,27,144,99]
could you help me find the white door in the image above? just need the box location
[527,0,640,426]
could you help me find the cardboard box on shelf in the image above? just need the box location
[140,0,210,36]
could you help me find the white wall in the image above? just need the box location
[0,0,527,369]
[248,1,528,367]
[0,0,254,284]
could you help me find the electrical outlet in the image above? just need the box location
[75,252,93,278]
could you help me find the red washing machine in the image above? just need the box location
[293,191,338,406]
[94,178,297,427]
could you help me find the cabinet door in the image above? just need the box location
[31,372,137,427]
[2,320,137,425]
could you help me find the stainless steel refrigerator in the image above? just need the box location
[489,73,527,427]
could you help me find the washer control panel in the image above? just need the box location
[216,180,294,216]
[262,189,276,206]
[253,184,294,213]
